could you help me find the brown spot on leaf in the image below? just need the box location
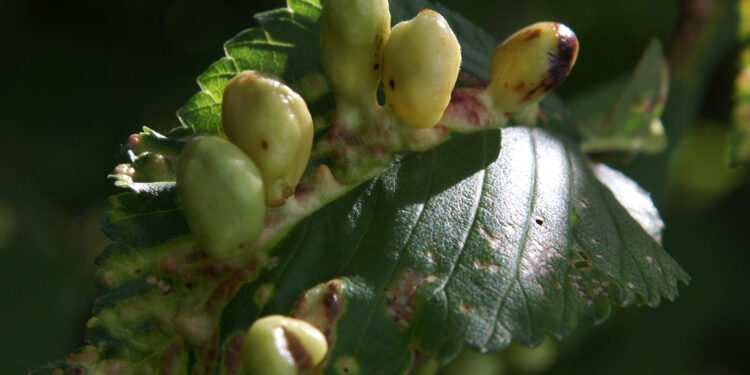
[389,79,395,89]
[592,279,610,299]
[159,342,183,375]
[568,274,593,306]
[442,88,491,127]
[261,140,268,150]
[223,333,246,375]
[579,197,591,209]
[295,183,314,198]
[571,248,594,272]
[384,269,433,328]
[478,225,503,249]
[161,252,234,280]
[205,267,254,313]
[515,82,526,91]
[473,259,500,273]
[374,63,380,70]
[281,182,295,201]
[459,303,473,312]
[194,333,219,375]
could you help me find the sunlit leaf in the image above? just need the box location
[215,126,687,373]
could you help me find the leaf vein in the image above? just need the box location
[334,179,381,276]
[600,187,652,304]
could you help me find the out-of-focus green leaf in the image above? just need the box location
[579,40,669,154]
[730,0,750,166]
[624,0,739,201]
[669,124,747,210]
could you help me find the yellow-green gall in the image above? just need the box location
[242,315,328,375]
[222,71,314,207]
[176,136,265,260]
[486,22,578,112]
[382,9,461,129]
[321,0,390,109]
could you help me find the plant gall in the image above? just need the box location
[382,9,461,129]
[320,0,391,111]
[486,22,579,112]
[222,71,314,206]
[242,315,328,375]
[176,136,265,260]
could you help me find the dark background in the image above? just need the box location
[0,0,747,374]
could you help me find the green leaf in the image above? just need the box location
[592,163,664,244]
[578,40,669,154]
[215,127,687,373]
[176,0,328,135]
[64,1,688,374]
[101,183,188,248]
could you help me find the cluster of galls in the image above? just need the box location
[176,71,314,261]
[174,1,579,374]
[176,72,323,372]
[177,1,579,263]
[322,0,461,129]
[321,0,578,132]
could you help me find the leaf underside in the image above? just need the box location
[69,0,689,374]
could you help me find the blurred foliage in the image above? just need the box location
[0,0,748,374]
[731,0,750,164]
[668,123,747,210]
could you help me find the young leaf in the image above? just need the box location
[578,40,669,154]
